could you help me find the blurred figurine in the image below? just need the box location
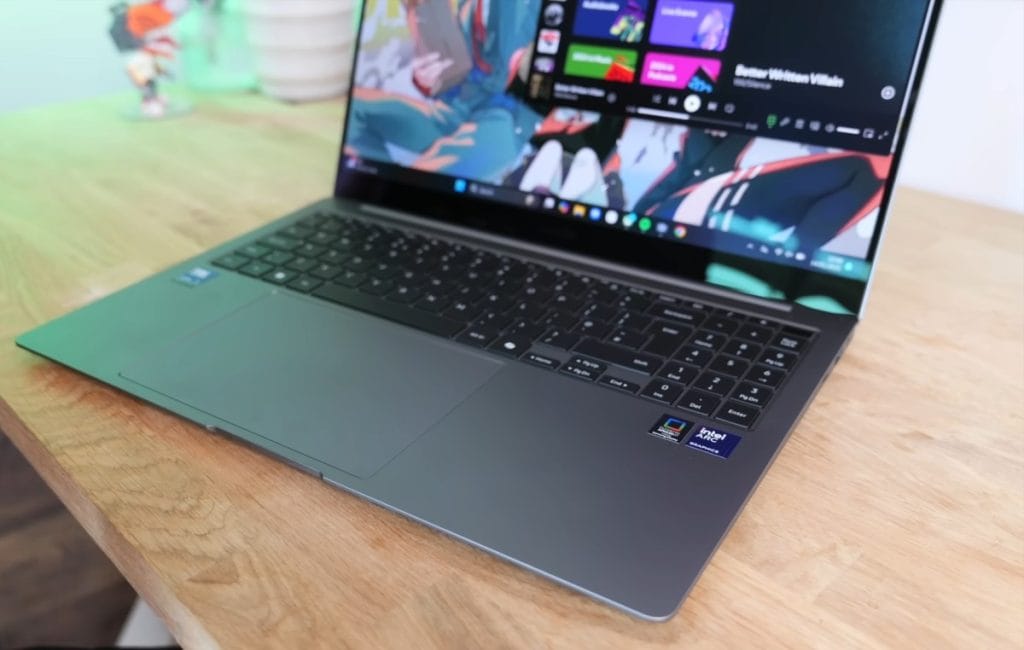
[109,0,191,118]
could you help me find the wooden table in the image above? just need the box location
[1,92,1022,649]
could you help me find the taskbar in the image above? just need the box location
[341,155,871,282]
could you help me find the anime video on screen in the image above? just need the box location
[342,0,932,314]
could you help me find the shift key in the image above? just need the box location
[575,338,663,375]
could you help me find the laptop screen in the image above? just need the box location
[338,0,938,314]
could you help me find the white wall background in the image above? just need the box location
[1,0,1022,213]
[899,0,1024,213]
[0,0,128,112]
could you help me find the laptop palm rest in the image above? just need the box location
[119,292,503,479]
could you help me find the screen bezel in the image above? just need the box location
[333,0,944,316]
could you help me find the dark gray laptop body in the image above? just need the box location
[16,0,942,620]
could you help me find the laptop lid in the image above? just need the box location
[335,0,942,316]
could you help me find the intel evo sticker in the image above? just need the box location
[649,414,695,443]
[176,267,219,287]
[686,425,742,459]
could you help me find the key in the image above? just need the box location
[280,224,314,240]
[415,293,449,313]
[264,268,298,285]
[260,234,300,251]
[295,243,325,258]
[648,321,691,338]
[286,276,321,293]
[541,329,580,350]
[736,324,774,343]
[474,311,514,332]
[781,325,815,339]
[550,294,584,312]
[370,261,400,280]
[587,284,619,304]
[574,338,663,375]
[614,311,653,332]
[345,255,373,272]
[690,330,728,351]
[709,356,750,378]
[607,329,649,350]
[772,333,808,353]
[640,379,684,405]
[212,254,248,270]
[749,316,780,329]
[616,294,651,312]
[308,231,337,246]
[581,303,617,321]
[695,371,736,396]
[704,314,741,335]
[717,401,760,428]
[560,363,602,382]
[760,349,798,371]
[676,345,713,367]
[648,304,705,327]
[286,256,318,273]
[542,309,578,329]
[645,332,686,357]
[658,363,699,385]
[360,277,394,296]
[507,300,546,320]
[598,376,642,394]
[722,339,761,360]
[320,249,350,264]
[489,335,532,358]
[264,251,295,266]
[310,263,342,280]
[523,352,561,371]
[570,356,608,375]
[457,326,500,347]
[748,365,785,387]
[733,382,773,407]
[678,390,720,416]
[386,285,423,304]
[574,318,612,339]
[239,261,274,277]
[442,300,482,322]
[507,320,546,341]
[237,243,270,259]
[334,270,366,288]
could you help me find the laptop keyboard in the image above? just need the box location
[212,212,815,429]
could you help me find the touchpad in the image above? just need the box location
[120,292,503,478]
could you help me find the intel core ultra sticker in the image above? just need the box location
[176,267,219,287]
[685,425,742,459]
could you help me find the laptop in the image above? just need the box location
[17,0,942,621]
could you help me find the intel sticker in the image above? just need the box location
[176,267,219,287]
[685,425,742,459]
[649,414,694,444]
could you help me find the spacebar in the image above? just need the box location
[312,283,464,338]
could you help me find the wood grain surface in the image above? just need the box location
[1,92,1022,649]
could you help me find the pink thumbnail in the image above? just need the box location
[640,52,722,89]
